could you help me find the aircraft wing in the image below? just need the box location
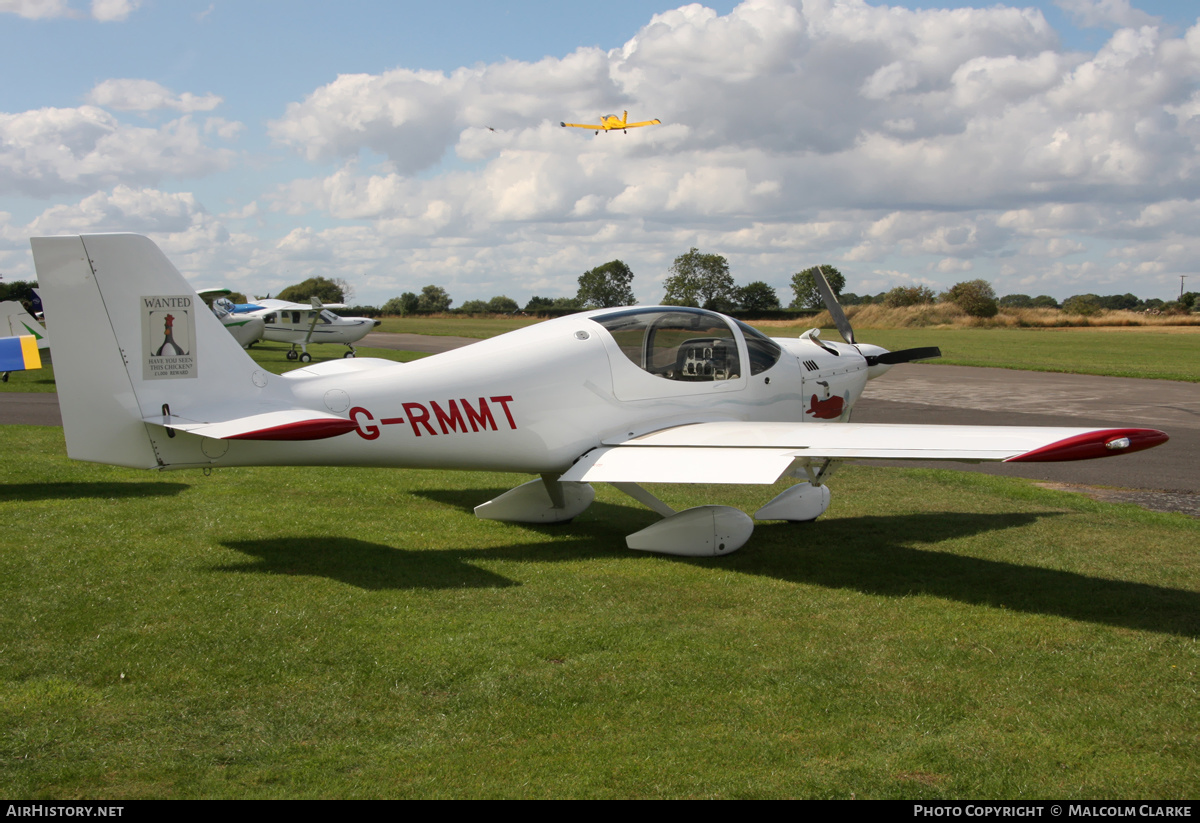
[624,119,662,128]
[558,422,1168,484]
[255,298,347,311]
[561,121,604,130]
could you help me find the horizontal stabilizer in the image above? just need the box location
[145,409,357,441]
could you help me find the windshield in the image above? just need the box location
[593,307,741,382]
[734,320,783,375]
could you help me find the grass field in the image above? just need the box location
[2,427,1197,799]
[375,315,542,337]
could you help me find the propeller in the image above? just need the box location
[814,266,856,345]
[863,346,942,366]
[811,266,942,366]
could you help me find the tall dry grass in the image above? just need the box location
[754,303,1200,330]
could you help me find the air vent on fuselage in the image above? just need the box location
[802,360,819,371]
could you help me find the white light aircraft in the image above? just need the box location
[197,290,267,349]
[228,297,380,361]
[32,234,1168,557]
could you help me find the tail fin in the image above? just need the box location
[0,300,49,348]
[31,234,274,468]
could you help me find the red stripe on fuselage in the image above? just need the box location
[223,418,360,441]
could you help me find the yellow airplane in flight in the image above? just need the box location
[561,111,661,135]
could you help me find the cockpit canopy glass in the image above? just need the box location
[593,307,743,382]
[734,320,783,376]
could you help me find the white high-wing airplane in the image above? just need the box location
[32,234,1168,557]
[228,297,380,361]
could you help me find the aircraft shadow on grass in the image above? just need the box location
[0,481,189,503]
[216,488,655,590]
[219,504,1199,637]
[413,486,656,533]
[216,536,606,591]
[740,511,1200,638]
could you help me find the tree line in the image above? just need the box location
[835,279,1199,317]
[269,256,1199,318]
[0,279,40,311]
[367,250,800,316]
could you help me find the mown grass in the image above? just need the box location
[2,427,1197,798]
[374,314,542,337]
[0,356,58,393]
[240,341,428,370]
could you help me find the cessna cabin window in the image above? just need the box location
[594,308,742,382]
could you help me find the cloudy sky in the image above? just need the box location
[2,0,1198,306]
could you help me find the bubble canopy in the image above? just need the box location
[591,306,782,381]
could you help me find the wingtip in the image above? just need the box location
[1005,428,1169,462]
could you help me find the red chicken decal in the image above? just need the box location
[806,393,844,420]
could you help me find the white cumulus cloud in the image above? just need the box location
[87,79,223,113]
[1053,0,1158,30]
[0,106,236,196]
[0,0,139,20]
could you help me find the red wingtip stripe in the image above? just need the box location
[223,418,359,441]
[1005,428,1169,463]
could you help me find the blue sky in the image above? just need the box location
[2,0,1198,305]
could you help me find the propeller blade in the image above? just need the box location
[865,346,942,366]
[814,266,855,345]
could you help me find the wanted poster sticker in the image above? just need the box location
[141,295,198,380]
